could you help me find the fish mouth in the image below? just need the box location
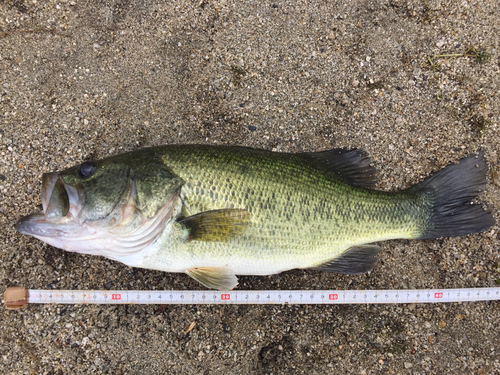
[15,172,83,238]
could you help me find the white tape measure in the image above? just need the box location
[4,287,500,309]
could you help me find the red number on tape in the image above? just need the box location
[329,294,338,300]
[112,294,121,300]
[434,293,443,299]
[221,294,230,300]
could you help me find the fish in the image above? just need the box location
[16,145,495,290]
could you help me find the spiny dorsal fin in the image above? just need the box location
[302,148,378,187]
[313,244,381,274]
[179,209,251,242]
[187,267,238,290]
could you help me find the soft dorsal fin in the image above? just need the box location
[187,267,238,290]
[179,209,251,242]
[312,244,381,274]
[302,148,378,186]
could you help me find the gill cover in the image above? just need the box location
[16,152,184,259]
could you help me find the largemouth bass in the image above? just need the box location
[16,145,495,290]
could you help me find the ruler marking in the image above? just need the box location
[3,287,500,307]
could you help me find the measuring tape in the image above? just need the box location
[4,286,500,309]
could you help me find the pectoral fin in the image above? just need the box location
[186,267,238,290]
[313,244,381,274]
[179,209,251,242]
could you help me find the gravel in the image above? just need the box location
[1,0,499,373]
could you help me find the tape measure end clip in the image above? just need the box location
[4,287,29,309]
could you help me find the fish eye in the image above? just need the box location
[78,162,96,179]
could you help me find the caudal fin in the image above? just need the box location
[411,152,495,239]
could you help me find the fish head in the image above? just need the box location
[16,154,183,259]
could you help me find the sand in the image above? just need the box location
[1,0,499,373]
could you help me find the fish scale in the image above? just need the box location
[150,145,423,273]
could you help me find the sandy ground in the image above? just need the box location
[1,0,499,373]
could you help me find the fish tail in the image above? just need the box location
[411,152,495,239]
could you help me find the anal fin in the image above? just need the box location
[187,267,239,290]
[313,245,381,274]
